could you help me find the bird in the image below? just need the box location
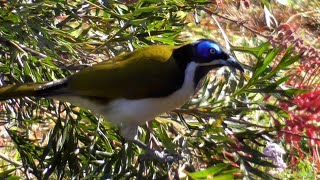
[0,39,243,150]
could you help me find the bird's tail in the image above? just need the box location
[0,83,44,100]
[0,79,68,100]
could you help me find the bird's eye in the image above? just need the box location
[209,48,216,55]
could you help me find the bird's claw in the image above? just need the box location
[138,149,181,164]
[132,139,181,163]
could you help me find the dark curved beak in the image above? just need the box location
[225,57,244,72]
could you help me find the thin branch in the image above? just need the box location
[212,15,231,50]
[173,108,273,129]
[18,44,68,69]
[0,35,69,70]
[280,130,320,141]
[201,8,272,39]
[0,36,26,53]
[175,109,320,141]
[224,118,272,129]
[173,108,219,119]
[286,11,319,24]
[0,152,22,167]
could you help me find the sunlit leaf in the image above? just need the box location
[186,163,229,179]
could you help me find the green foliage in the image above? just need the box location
[185,163,238,179]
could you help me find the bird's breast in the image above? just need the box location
[98,62,198,126]
[54,62,198,134]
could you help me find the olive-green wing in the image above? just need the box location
[67,45,184,99]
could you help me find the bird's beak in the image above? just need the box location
[225,57,244,72]
[199,56,244,72]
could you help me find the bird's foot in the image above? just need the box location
[138,149,181,163]
[132,139,181,163]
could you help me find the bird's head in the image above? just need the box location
[174,39,244,72]
[173,39,244,86]
[191,39,244,72]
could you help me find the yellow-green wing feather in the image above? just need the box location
[68,45,184,99]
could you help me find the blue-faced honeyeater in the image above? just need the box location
[0,39,244,140]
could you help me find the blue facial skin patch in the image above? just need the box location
[196,40,222,59]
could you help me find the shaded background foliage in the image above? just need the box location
[0,0,319,179]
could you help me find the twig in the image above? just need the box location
[0,35,69,70]
[175,108,320,141]
[224,118,271,129]
[173,108,272,129]
[18,44,69,69]
[280,130,320,141]
[286,11,319,24]
[0,152,22,167]
[201,8,272,39]
[173,108,219,119]
[212,15,231,50]
[0,36,26,53]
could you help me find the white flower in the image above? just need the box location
[264,143,286,158]
[273,156,287,169]
[264,143,287,169]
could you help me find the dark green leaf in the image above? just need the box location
[187,163,229,179]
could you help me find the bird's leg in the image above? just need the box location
[121,124,181,163]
